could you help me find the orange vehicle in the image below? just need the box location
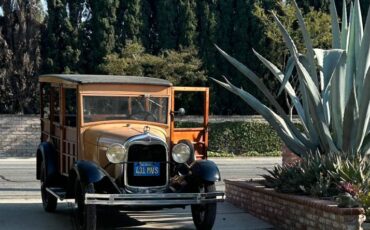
[36,74,224,230]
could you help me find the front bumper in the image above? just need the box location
[85,192,225,206]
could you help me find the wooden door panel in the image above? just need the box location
[171,87,209,159]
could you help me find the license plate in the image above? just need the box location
[134,162,160,176]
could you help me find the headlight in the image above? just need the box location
[172,143,191,163]
[106,143,126,163]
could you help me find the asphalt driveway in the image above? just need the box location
[0,157,280,229]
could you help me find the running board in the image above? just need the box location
[46,187,66,201]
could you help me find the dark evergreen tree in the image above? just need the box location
[116,0,142,51]
[141,0,159,52]
[196,0,217,66]
[210,0,278,114]
[44,0,79,73]
[156,0,197,50]
[0,0,44,113]
[178,0,197,47]
[212,0,238,114]
[77,7,94,74]
[90,0,119,71]
[67,0,86,27]
[156,0,178,49]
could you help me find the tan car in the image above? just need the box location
[36,74,224,230]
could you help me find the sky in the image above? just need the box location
[0,0,47,17]
[41,0,47,12]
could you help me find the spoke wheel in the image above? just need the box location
[75,179,97,230]
[40,163,57,212]
[191,183,217,230]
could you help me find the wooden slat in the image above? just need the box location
[172,86,208,92]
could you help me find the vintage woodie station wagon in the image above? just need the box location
[36,74,224,230]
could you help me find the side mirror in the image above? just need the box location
[176,108,186,116]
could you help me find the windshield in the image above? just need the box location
[83,95,168,124]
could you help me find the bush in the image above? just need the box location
[99,41,207,87]
[263,152,339,197]
[263,152,370,215]
[177,121,285,156]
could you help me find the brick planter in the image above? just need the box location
[225,179,366,230]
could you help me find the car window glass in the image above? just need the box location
[174,91,204,128]
[83,96,168,124]
[65,88,77,127]
[52,86,60,123]
[42,83,51,119]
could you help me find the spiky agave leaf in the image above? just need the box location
[214,0,370,157]
[214,45,315,149]
[314,48,346,125]
[330,0,341,48]
[292,1,319,88]
[271,12,339,154]
[355,67,370,152]
[211,76,311,156]
[252,49,307,127]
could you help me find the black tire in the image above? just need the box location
[75,179,97,230]
[191,183,217,230]
[40,163,57,212]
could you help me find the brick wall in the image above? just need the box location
[225,179,366,230]
[0,115,40,157]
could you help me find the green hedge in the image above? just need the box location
[176,121,286,156]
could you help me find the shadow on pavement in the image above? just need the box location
[0,200,273,229]
[0,202,74,230]
[96,207,195,229]
[0,201,195,229]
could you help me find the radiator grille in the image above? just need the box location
[126,144,167,187]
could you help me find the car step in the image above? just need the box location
[46,187,66,201]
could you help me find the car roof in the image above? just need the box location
[39,74,173,86]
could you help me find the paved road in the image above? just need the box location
[0,157,280,229]
[0,157,281,198]
[211,158,281,191]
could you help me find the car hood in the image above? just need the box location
[84,123,168,148]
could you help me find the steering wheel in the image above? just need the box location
[129,111,158,122]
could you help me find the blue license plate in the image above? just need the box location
[134,162,160,176]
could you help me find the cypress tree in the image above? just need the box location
[211,0,240,114]
[90,0,119,70]
[67,0,85,27]
[211,0,279,114]
[196,0,217,69]
[156,0,178,49]
[178,0,197,47]
[44,0,79,73]
[0,0,43,113]
[77,11,94,74]
[116,0,142,51]
[123,0,142,42]
[141,0,158,52]
[156,0,197,50]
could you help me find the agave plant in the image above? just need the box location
[213,0,370,157]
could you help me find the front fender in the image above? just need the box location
[73,160,121,194]
[190,160,221,183]
[36,142,58,180]
[74,160,108,184]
